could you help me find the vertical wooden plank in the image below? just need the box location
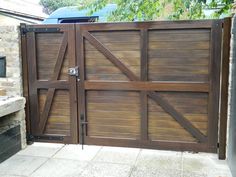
[208,20,223,152]
[68,24,78,144]
[20,24,31,141]
[26,31,40,135]
[76,25,85,143]
[219,17,232,160]
[140,29,148,141]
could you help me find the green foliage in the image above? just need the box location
[39,0,79,14]
[81,0,233,21]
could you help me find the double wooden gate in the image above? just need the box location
[21,19,230,153]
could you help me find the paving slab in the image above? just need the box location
[80,162,132,177]
[0,175,28,177]
[0,155,48,176]
[0,144,233,177]
[207,169,233,177]
[182,152,232,176]
[30,158,88,177]
[130,166,182,177]
[136,149,182,170]
[183,171,207,177]
[93,146,140,165]
[17,143,64,158]
[53,144,101,161]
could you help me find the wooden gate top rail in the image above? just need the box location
[25,19,221,32]
[77,19,220,31]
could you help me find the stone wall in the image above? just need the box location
[0,26,22,96]
[0,26,26,149]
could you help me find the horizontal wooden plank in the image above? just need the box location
[84,81,209,92]
[149,41,210,50]
[149,33,210,42]
[87,111,140,118]
[86,74,129,81]
[35,81,70,89]
[86,66,139,75]
[148,74,209,82]
[148,50,209,58]
[86,58,140,66]
[149,57,209,66]
[88,126,140,137]
[85,41,140,51]
[85,50,141,59]
[47,116,70,123]
[87,102,140,111]
[149,134,196,142]
[149,119,207,130]
[88,132,140,139]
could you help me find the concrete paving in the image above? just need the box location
[0,143,232,177]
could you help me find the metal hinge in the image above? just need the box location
[20,24,60,35]
[68,66,79,77]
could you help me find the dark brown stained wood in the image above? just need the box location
[79,20,214,31]
[24,24,78,144]
[148,29,210,82]
[219,17,231,160]
[67,24,78,144]
[86,91,141,139]
[82,24,209,145]
[84,137,215,153]
[149,58,209,66]
[149,41,210,50]
[85,31,141,79]
[23,20,224,153]
[38,33,68,134]
[39,90,71,136]
[207,20,223,152]
[78,20,222,152]
[149,30,211,42]
[84,81,209,92]
[148,92,209,142]
[83,31,139,81]
[147,91,207,142]
[35,81,70,89]
[140,29,148,141]
[27,32,40,134]
[20,24,31,138]
[36,33,63,80]
[76,25,85,143]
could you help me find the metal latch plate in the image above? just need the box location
[68,66,79,77]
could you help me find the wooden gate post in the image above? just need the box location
[219,17,232,160]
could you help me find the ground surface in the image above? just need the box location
[0,143,233,177]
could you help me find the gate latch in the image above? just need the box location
[68,66,79,77]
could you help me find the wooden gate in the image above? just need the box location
[21,19,230,153]
[77,20,222,152]
[21,24,78,143]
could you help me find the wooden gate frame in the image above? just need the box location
[21,24,78,144]
[76,20,223,153]
[20,18,232,159]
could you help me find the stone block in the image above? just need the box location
[0,89,6,96]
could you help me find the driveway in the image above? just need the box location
[0,143,232,177]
